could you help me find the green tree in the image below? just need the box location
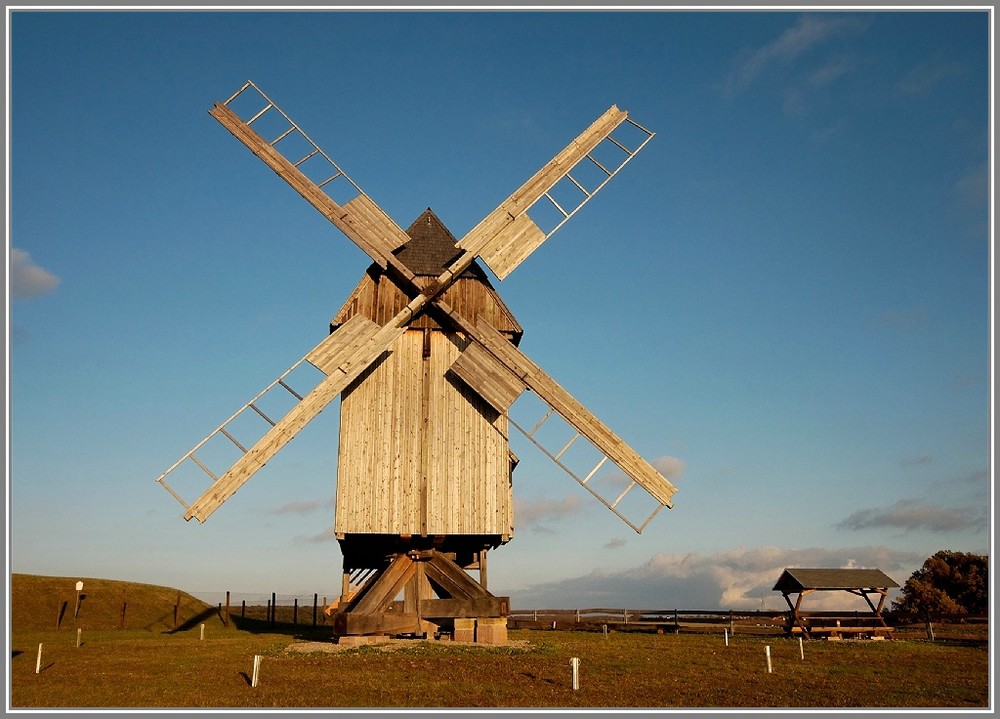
[891,550,989,619]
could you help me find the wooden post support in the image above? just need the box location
[313,594,318,627]
[35,643,42,674]
[241,600,246,618]
[225,592,231,628]
[271,592,277,625]
[293,598,298,625]
[765,645,772,674]
[120,599,127,629]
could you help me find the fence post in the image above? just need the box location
[293,598,298,625]
[729,610,734,635]
[225,592,231,628]
[313,594,318,627]
[241,600,246,619]
[173,591,180,629]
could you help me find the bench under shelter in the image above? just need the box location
[773,567,899,640]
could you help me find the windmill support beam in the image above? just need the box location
[332,549,509,641]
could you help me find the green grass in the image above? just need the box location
[9,574,990,709]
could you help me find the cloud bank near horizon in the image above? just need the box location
[502,545,929,611]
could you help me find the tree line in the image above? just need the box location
[888,549,988,621]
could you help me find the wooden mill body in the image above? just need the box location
[331,209,523,576]
[156,83,676,638]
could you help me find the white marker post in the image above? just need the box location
[765,645,772,674]
[200,623,205,641]
[76,628,82,648]
[74,581,84,619]
[724,628,729,647]
[570,657,580,691]
[251,655,261,688]
[799,636,804,660]
[35,643,43,674]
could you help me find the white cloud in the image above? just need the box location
[653,455,686,481]
[272,499,325,516]
[11,248,59,299]
[837,499,988,533]
[725,15,866,94]
[954,163,989,210]
[514,493,583,528]
[895,57,964,97]
[503,545,922,611]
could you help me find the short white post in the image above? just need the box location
[602,623,608,639]
[35,643,43,673]
[76,628,82,648]
[765,645,772,674]
[251,655,261,687]
[200,623,205,641]
[724,628,729,647]
[570,657,580,690]
[799,636,804,660]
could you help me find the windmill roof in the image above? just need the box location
[772,568,899,593]
[395,208,487,279]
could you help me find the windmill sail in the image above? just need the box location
[450,318,677,533]
[155,315,405,523]
[209,81,409,269]
[456,105,654,279]
[158,81,675,537]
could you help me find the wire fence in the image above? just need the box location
[184,592,987,639]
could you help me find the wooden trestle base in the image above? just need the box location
[331,549,509,643]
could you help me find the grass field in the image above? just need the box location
[8,574,991,710]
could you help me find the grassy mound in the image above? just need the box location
[10,573,219,633]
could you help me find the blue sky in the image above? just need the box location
[7,7,992,613]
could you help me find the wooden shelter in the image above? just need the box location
[773,568,899,639]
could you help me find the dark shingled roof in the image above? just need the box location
[394,208,488,279]
[773,568,899,593]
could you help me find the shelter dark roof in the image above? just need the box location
[394,208,487,279]
[773,568,899,594]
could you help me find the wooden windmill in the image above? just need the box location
[155,81,679,640]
